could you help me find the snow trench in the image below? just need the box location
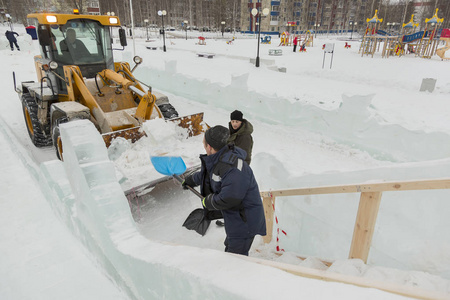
[35,120,411,299]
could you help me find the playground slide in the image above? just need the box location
[436,38,450,60]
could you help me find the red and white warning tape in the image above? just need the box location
[269,192,287,252]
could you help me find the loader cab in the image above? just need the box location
[35,18,116,93]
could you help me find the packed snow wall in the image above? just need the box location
[134,61,450,162]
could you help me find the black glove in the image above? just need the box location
[182,175,195,190]
[202,194,213,208]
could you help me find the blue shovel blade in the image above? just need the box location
[150,156,187,176]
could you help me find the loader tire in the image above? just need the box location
[21,93,52,147]
[52,126,63,161]
[52,117,68,161]
[158,103,179,120]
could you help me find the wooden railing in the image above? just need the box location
[260,178,450,263]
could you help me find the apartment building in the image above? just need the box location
[86,0,100,15]
[240,0,370,34]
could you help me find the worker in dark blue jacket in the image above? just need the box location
[5,30,20,51]
[183,125,266,256]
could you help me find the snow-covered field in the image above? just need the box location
[1,23,450,299]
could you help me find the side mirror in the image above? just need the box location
[119,28,127,47]
[38,26,52,46]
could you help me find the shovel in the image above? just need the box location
[150,156,211,236]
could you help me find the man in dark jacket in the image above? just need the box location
[183,125,266,256]
[60,28,90,60]
[228,110,254,165]
[5,30,20,51]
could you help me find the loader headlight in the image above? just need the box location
[49,61,58,70]
[109,17,118,25]
[133,56,143,65]
[46,15,57,23]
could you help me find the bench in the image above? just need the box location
[269,49,283,56]
[196,53,215,59]
[146,46,157,50]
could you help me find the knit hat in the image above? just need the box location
[230,110,243,122]
[204,125,230,150]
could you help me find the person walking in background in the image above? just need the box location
[228,110,254,165]
[293,35,298,52]
[182,125,266,256]
[5,30,20,51]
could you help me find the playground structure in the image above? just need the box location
[415,9,444,58]
[399,15,420,55]
[359,10,402,58]
[278,31,313,50]
[436,28,450,60]
[197,36,206,45]
[261,35,271,44]
[359,10,387,57]
[359,9,446,60]
[300,31,314,48]
[279,32,291,46]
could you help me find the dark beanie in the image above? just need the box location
[205,125,230,150]
[230,110,243,121]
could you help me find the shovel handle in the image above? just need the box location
[173,174,203,199]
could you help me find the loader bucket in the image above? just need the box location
[102,112,206,148]
[102,127,146,148]
[169,112,206,137]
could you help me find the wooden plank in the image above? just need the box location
[262,196,274,244]
[260,178,450,198]
[237,255,449,300]
[348,192,382,262]
[255,249,333,267]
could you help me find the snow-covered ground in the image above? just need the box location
[1,23,450,299]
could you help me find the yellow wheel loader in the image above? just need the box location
[16,12,205,161]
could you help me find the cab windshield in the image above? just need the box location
[48,19,113,67]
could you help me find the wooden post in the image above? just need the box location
[262,196,274,244]
[348,192,382,262]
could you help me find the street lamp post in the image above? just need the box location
[5,14,12,30]
[158,10,167,52]
[350,21,357,39]
[144,19,149,41]
[221,21,225,37]
[387,22,394,35]
[251,7,269,68]
[315,23,320,38]
[184,20,188,40]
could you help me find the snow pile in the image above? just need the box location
[108,118,204,191]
